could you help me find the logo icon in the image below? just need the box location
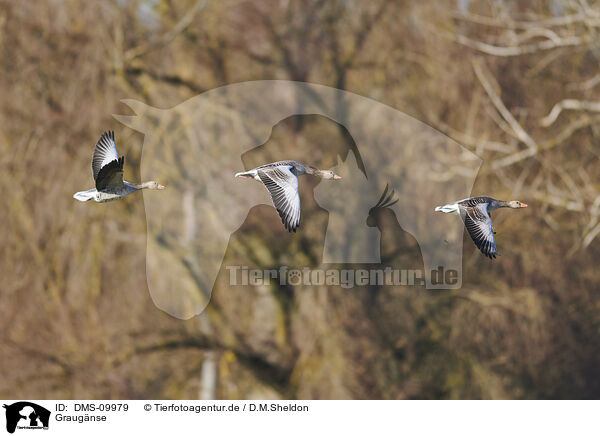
[3,402,50,434]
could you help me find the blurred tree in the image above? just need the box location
[0,0,599,399]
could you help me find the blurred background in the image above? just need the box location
[1,0,599,399]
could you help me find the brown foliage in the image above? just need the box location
[1,0,599,399]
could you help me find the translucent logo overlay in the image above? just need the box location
[115,80,481,319]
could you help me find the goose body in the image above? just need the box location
[235,160,341,232]
[73,131,164,203]
[435,196,527,259]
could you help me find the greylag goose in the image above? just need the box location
[73,131,164,202]
[235,160,341,232]
[435,196,527,259]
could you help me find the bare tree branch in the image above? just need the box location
[124,0,208,61]
[449,31,589,57]
[567,74,600,90]
[472,59,539,168]
[125,66,207,94]
[543,115,600,150]
[451,10,600,29]
[540,99,600,126]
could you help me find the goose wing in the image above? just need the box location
[92,131,124,191]
[257,165,301,232]
[461,203,497,259]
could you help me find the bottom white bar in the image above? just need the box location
[1,400,596,435]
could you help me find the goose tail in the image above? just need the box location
[435,203,459,214]
[235,170,257,179]
[73,189,96,202]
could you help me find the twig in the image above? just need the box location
[451,11,600,29]
[449,31,589,57]
[540,99,600,126]
[472,59,539,168]
[124,0,207,61]
[124,66,206,94]
[543,115,600,150]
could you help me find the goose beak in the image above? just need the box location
[333,174,342,180]
[520,202,527,208]
[158,184,166,190]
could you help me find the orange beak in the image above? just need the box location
[520,202,528,208]
[158,184,166,190]
[333,174,342,180]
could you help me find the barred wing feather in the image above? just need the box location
[257,165,301,232]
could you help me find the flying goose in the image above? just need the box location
[235,160,341,232]
[73,131,164,202]
[435,196,527,259]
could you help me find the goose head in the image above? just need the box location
[142,181,166,190]
[322,170,342,180]
[308,166,341,180]
[507,200,528,208]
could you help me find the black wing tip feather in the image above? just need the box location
[276,208,299,232]
[96,130,115,147]
[471,236,496,259]
[100,130,115,141]
[476,240,497,259]
[462,209,498,260]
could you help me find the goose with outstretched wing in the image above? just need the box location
[73,131,164,203]
[435,196,527,259]
[235,160,341,232]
